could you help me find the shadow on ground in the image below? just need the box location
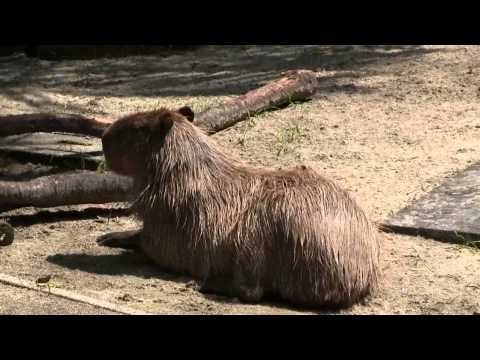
[2,207,129,226]
[2,203,342,314]
[47,251,168,278]
[47,249,346,314]
[0,45,440,114]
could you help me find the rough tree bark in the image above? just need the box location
[0,70,320,137]
[195,70,320,133]
[0,172,133,213]
[0,70,320,214]
[0,113,110,138]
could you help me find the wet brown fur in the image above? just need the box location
[101,107,381,308]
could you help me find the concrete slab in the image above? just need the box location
[384,162,480,246]
[0,133,103,170]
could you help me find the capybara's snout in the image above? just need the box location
[101,128,119,172]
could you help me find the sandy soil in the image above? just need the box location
[0,45,479,314]
[0,282,118,315]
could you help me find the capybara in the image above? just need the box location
[99,106,381,309]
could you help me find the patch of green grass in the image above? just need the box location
[311,47,326,55]
[97,158,108,173]
[236,98,308,148]
[275,123,307,157]
[453,232,480,250]
[236,111,261,147]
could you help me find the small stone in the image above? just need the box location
[117,294,135,302]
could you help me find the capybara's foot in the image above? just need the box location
[194,275,237,298]
[233,263,264,303]
[237,285,264,303]
[97,230,141,250]
[195,274,264,303]
[185,278,227,296]
[185,280,203,292]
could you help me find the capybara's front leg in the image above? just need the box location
[97,229,142,250]
[193,268,265,303]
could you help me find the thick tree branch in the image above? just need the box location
[0,113,110,138]
[195,70,320,133]
[0,70,319,137]
[0,172,133,213]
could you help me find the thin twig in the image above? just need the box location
[0,272,154,315]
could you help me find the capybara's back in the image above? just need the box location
[256,167,380,308]
[102,106,381,309]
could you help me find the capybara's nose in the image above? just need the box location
[101,127,111,145]
[101,132,113,157]
[101,135,107,151]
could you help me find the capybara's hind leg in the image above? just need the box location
[188,273,261,302]
[233,265,264,303]
[194,275,237,297]
[237,284,264,303]
[193,262,264,303]
[97,230,142,250]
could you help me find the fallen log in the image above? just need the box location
[0,172,133,213]
[0,70,320,213]
[0,70,320,137]
[0,113,110,138]
[195,69,320,133]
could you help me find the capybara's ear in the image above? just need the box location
[152,115,174,137]
[177,106,194,122]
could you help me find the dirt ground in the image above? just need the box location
[1,45,479,315]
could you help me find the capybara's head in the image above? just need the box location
[102,106,195,176]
